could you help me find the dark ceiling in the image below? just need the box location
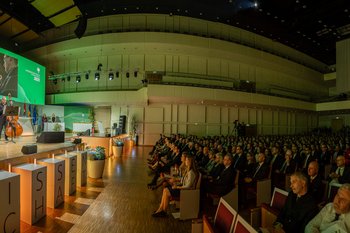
[1,0,350,66]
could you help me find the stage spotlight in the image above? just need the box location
[85,72,89,79]
[97,63,103,71]
[61,77,65,82]
[67,75,71,82]
[134,71,138,77]
[116,71,119,78]
[76,75,81,83]
[95,72,100,80]
[126,72,130,78]
[109,72,114,80]
[53,79,57,85]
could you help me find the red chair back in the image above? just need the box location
[233,215,257,233]
[270,187,288,210]
[214,198,237,233]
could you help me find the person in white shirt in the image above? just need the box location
[305,183,350,233]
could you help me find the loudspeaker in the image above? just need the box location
[118,115,127,134]
[37,131,65,143]
[21,144,37,154]
[74,16,87,39]
[73,138,82,144]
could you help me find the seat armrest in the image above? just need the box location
[203,214,215,233]
[261,203,280,217]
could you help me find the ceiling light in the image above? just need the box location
[126,72,130,78]
[76,75,81,83]
[67,75,71,82]
[109,72,114,80]
[95,72,100,80]
[85,72,89,79]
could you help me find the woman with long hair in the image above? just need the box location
[152,154,197,217]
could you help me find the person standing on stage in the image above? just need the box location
[0,96,8,141]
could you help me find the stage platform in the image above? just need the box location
[0,134,77,170]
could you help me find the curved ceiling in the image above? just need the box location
[0,0,350,66]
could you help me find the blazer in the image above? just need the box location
[329,166,350,184]
[252,162,270,181]
[308,174,324,203]
[276,191,318,233]
[212,165,237,196]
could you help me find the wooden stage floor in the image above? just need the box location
[0,135,76,170]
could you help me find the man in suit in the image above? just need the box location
[232,145,247,173]
[318,143,331,178]
[302,145,316,173]
[329,155,350,184]
[244,152,270,183]
[274,172,319,233]
[206,154,236,196]
[307,161,324,204]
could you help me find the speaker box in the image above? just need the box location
[73,138,82,144]
[37,131,65,143]
[119,115,127,134]
[22,144,37,154]
[74,16,87,39]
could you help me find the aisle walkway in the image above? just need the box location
[67,146,191,233]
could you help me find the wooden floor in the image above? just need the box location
[21,146,192,233]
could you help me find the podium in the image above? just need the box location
[56,154,77,195]
[0,170,20,232]
[70,150,87,187]
[12,164,47,225]
[38,158,65,208]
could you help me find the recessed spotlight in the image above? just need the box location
[302,5,307,8]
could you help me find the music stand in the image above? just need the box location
[5,106,19,143]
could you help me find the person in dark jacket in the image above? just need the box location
[274,171,318,233]
[206,154,236,196]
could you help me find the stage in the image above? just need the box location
[0,133,130,170]
[0,135,77,170]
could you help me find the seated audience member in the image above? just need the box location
[277,149,297,175]
[274,172,318,233]
[332,144,343,166]
[244,152,270,184]
[205,154,236,196]
[208,153,225,179]
[317,143,331,178]
[307,161,324,204]
[301,145,316,173]
[232,145,247,173]
[305,183,350,233]
[241,151,256,178]
[292,143,302,169]
[329,155,350,184]
[152,155,197,217]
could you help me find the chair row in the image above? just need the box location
[203,197,257,233]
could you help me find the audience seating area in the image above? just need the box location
[146,130,350,232]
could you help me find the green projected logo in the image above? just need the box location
[0,48,45,105]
